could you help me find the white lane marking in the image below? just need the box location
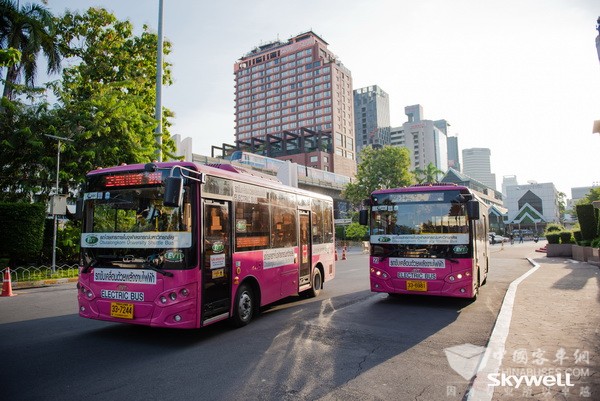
[466,258,540,401]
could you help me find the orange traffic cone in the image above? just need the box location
[342,246,347,260]
[1,267,15,297]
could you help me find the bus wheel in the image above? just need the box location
[307,269,322,298]
[231,283,254,327]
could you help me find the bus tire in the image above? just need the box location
[231,283,254,327]
[307,268,322,298]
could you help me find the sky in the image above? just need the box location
[39,0,600,198]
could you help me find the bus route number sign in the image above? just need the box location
[110,302,134,319]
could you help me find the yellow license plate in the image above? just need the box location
[110,302,134,319]
[212,268,224,279]
[406,280,427,292]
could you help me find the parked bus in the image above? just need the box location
[359,183,488,299]
[77,161,335,329]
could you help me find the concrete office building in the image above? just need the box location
[233,31,356,177]
[389,105,448,172]
[447,136,460,171]
[353,85,391,155]
[462,148,496,190]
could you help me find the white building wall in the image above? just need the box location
[171,134,193,162]
[505,182,560,224]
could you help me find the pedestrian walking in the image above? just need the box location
[519,234,524,243]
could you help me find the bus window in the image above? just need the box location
[235,201,270,251]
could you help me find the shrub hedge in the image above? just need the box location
[0,202,46,266]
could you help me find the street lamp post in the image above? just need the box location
[45,134,73,274]
[154,0,164,162]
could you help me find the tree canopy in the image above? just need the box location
[342,145,414,205]
[0,0,61,99]
[0,7,175,201]
[413,162,444,184]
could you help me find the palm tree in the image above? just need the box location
[0,0,60,99]
[413,162,445,184]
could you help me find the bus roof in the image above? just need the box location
[87,161,334,201]
[372,183,471,195]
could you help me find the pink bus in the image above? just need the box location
[77,161,335,329]
[359,184,489,299]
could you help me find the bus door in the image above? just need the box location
[299,210,312,286]
[202,199,232,322]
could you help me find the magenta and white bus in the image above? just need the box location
[359,184,489,299]
[77,161,335,329]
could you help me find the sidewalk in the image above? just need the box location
[490,245,600,400]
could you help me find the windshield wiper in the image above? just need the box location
[142,262,173,277]
[380,248,403,261]
[81,258,97,274]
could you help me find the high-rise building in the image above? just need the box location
[462,148,496,190]
[502,175,518,196]
[233,31,356,177]
[353,85,391,154]
[391,105,448,172]
[390,126,404,147]
[447,136,460,171]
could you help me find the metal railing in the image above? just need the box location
[1,264,79,284]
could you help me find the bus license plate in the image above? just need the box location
[110,302,134,319]
[406,280,427,292]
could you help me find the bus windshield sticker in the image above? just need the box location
[81,232,192,248]
[83,192,104,200]
[389,258,446,269]
[210,254,226,269]
[371,234,469,245]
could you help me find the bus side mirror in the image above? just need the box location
[359,210,369,226]
[466,200,480,220]
[74,197,83,220]
[164,176,184,207]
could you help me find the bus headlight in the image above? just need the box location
[160,296,167,304]
[169,292,177,301]
[370,267,389,279]
[180,288,189,297]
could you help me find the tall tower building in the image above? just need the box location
[447,136,460,171]
[353,85,391,154]
[502,175,518,196]
[462,148,496,190]
[395,105,448,172]
[233,31,356,177]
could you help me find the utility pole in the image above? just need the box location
[45,134,73,274]
[154,0,164,162]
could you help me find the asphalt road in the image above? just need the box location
[0,244,533,401]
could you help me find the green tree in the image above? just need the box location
[342,145,414,205]
[0,0,61,99]
[0,47,20,66]
[576,188,600,205]
[345,222,367,241]
[413,162,444,184]
[49,7,176,187]
[0,97,56,202]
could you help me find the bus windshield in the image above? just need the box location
[369,190,471,258]
[81,182,195,271]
